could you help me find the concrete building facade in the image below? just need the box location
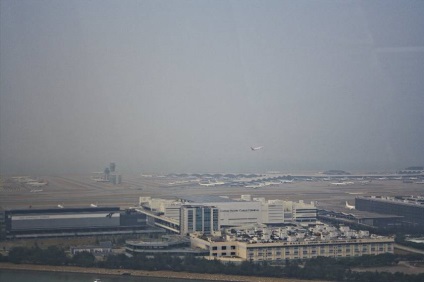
[190,224,394,262]
[191,236,394,262]
[180,205,219,235]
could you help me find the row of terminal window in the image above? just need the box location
[212,246,236,250]
[212,252,236,256]
[248,246,389,256]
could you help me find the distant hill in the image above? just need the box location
[405,166,423,171]
[322,170,350,175]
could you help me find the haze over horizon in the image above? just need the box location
[1,0,424,175]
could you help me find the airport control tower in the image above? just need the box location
[108,162,121,185]
[92,162,122,184]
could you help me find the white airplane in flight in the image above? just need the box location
[345,201,355,210]
[250,146,264,151]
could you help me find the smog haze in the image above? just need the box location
[1,0,424,174]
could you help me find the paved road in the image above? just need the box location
[395,243,424,255]
[1,174,424,210]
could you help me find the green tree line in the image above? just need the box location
[1,246,424,281]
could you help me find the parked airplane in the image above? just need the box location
[26,181,48,187]
[250,146,264,151]
[245,183,265,189]
[265,181,281,186]
[30,189,43,193]
[199,181,225,187]
[331,181,354,186]
[345,201,355,210]
[57,204,64,208]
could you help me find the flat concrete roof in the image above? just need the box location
[319,208,403,220]
[180,195,237,203]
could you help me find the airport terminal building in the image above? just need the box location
[0,197,395,262]
[137,195,317,235]
[355,196,424,227]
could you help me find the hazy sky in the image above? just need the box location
[1,0,424,175]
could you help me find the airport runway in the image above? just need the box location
[1,174,423,210]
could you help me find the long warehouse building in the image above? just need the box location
[1,207,161,239]
[355,196,424,227]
